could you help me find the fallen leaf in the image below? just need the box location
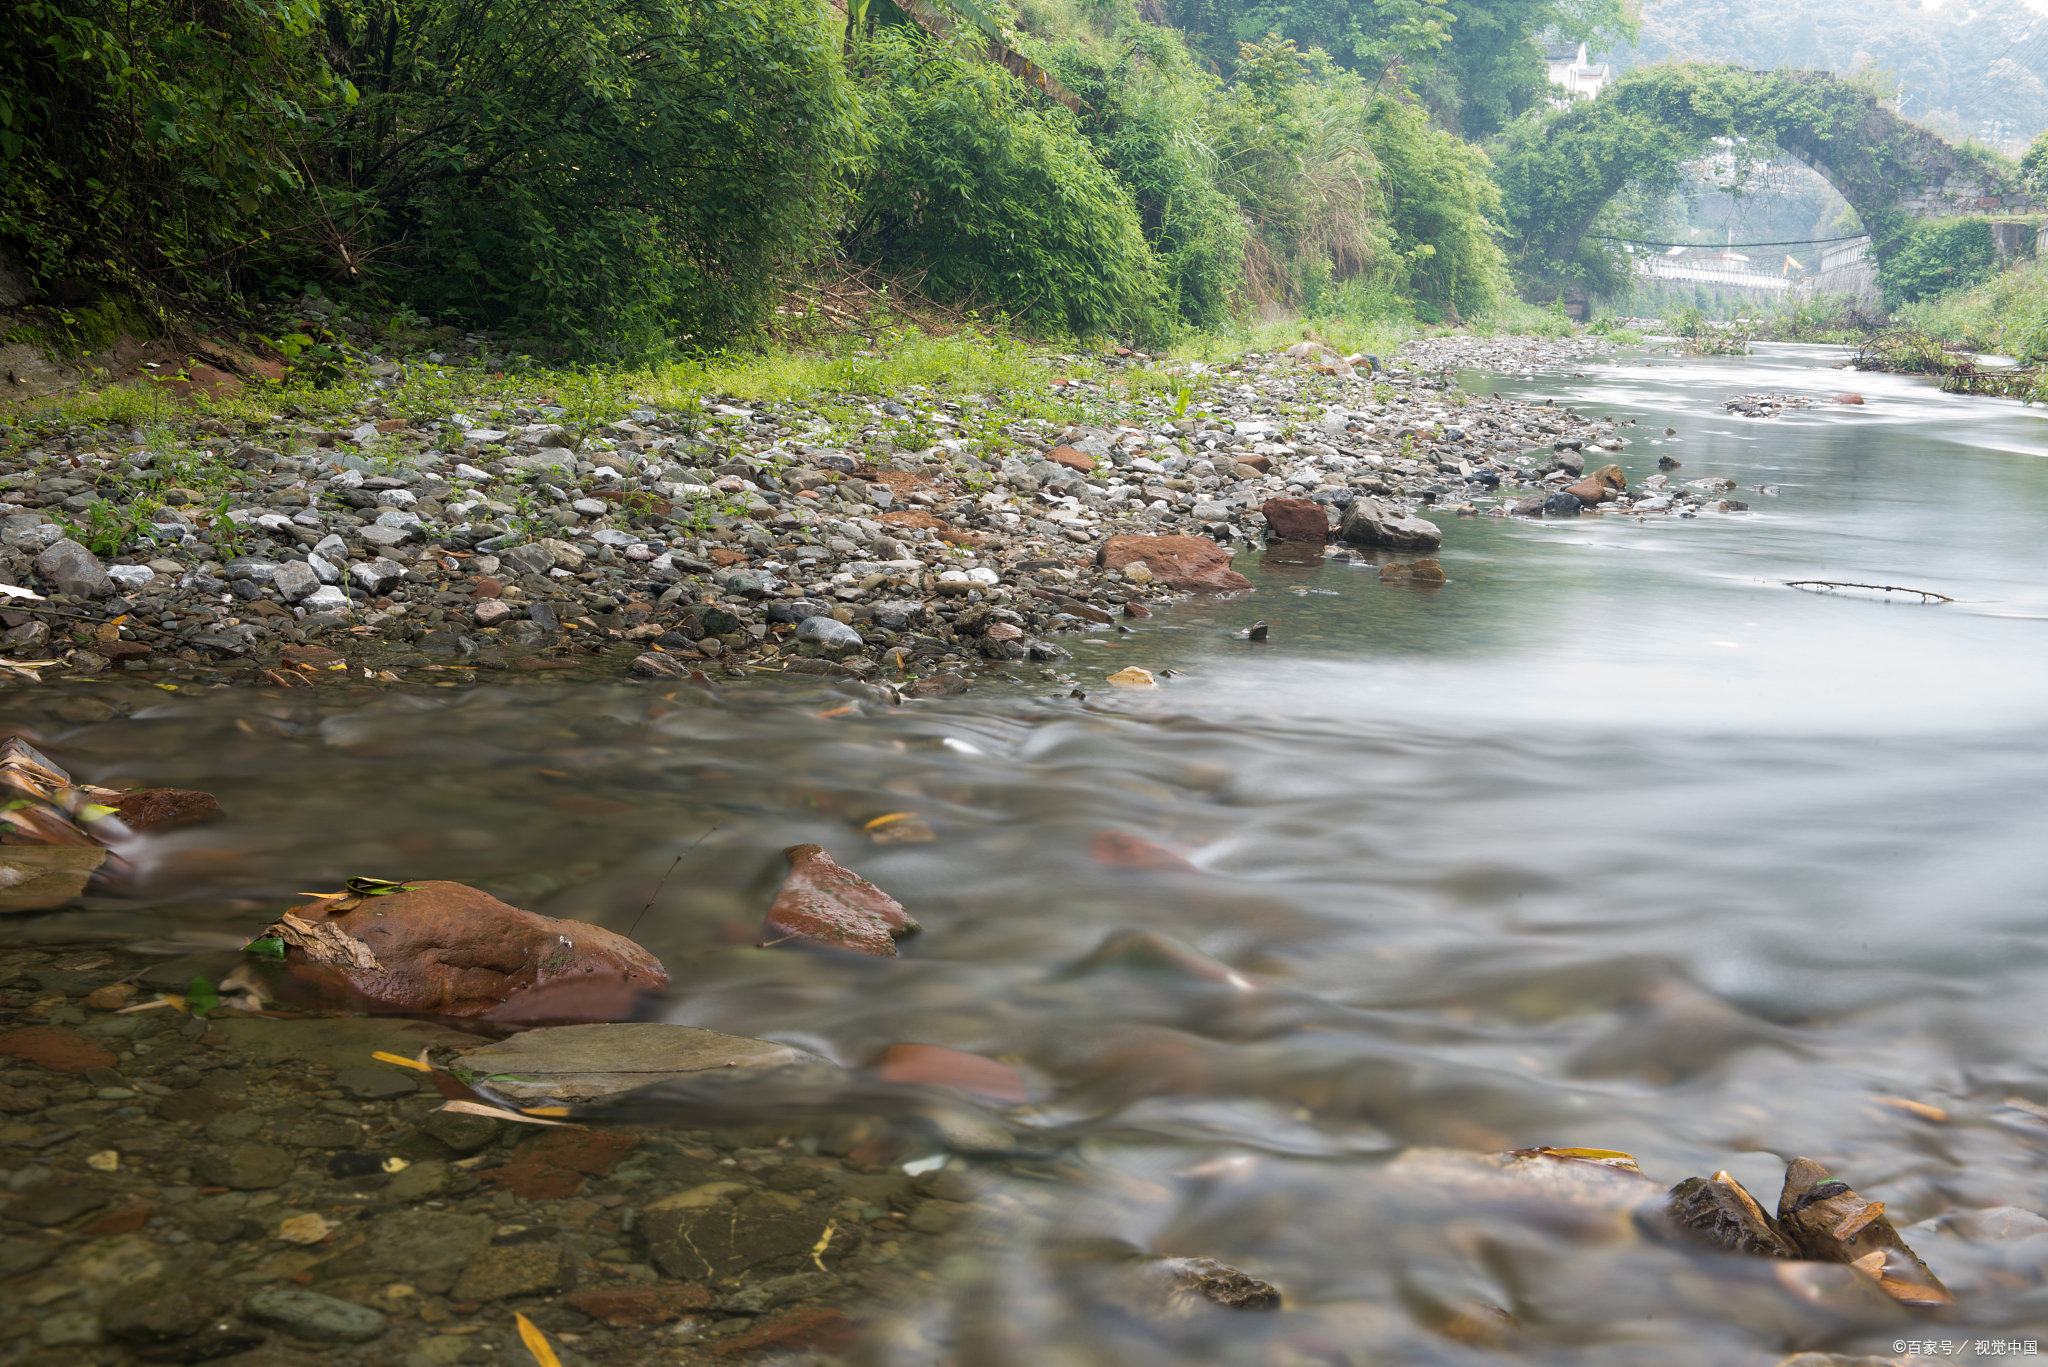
[811,1219,838,1272]
[1873,1096,1949,1123]
[186,976,220,1018]
[257,912,382,969]
[515,1313,562,1367]
[371,1050,432,1072]
[85,1150,119,1172]
[434,1099,578,1129]
[0,585,47,601]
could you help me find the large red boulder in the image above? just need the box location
[764,844,921,956]
[1097,535,1250,592]
[1259,497,1329,542]
[258,880,667,1017]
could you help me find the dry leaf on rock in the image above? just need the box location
[258,913,383,969]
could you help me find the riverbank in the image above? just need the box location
[0,331,1750,698]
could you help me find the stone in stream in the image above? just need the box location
[1665,1172,1798,1258]
[100,1274,232,1343]
[366,1208,494,1273]
[1097,534,1251,591]
[639,1182,838,1283]
[795,615,865,651]
[452,1021,819,1103]
[1775,1158,1953,1309]
[763,843,921,956]
[242,1288,388,1343]
[251,880,666,1018]
[1542,490,1585,517]
[1336,498,1443,550]
[1379,558,1446,584]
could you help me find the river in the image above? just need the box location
[9,341,2048,1361]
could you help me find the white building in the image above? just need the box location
[1543,37,1611,99]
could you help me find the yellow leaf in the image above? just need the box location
[520,1105,572,1118]
[811,1219,837,1272]
[863,812,917,831]
[515,1314,562,1367]
[371,1050,432,1072]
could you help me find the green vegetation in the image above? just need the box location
[1876,219,2001,310]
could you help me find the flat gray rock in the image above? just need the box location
[455,1022,819,1102]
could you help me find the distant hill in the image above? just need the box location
[1612,0,2048,152]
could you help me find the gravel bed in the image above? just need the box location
[0,337,1734,697]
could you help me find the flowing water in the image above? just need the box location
[10,343,2048,1362]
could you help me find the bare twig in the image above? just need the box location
[1785,581,1953,602]
[626,819,721,939]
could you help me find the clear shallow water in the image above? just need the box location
[9,342,2048,1361]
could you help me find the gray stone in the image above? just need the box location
[106,564,155,588]
[336,1066,419,1100]
[381,1159,451,1203]
[454,1022,820,1103]
[451,1244,574,1302]
[303,586,350,614]
[359,523,411,548]
[192,1144,293,1189]
[34,1310,102,1347]
[1543,490,1584,517]
[719,1271,836,1314]
[272,560,320,602]
[418,1108,501,1153]
[374,508,421,529]
[34,539,111,597]
[1336,498,1442,551]
[243,1288,388,1343]
[307,551,342,585]
[366,1209,493,1273]
[642,1189,834,1282]
[505,543,555,577]
[312,533,349,561]
[630,652,693,679]
[8,1186,109,1226]
[350,557,406,595]
[102,1275,231,1343]
[0,1237,54,1276]
[795,615,864,650]
[225,556,280,583]
[283,1120,360,1148]
[2,520,63,551]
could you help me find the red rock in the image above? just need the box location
[1259,498,1329,542]
[764,844,921,957]
[714,1307,856,1357]
[480,1164,587,1200]
[875,1044,1029,1104]
[100,641,151,662]
[80,1204,156,1236]
[259,880,668,1018]
[1097,536,1250,592]
[474,601,514,628]
[1236,454,1273,473]
[518,1129,639,1176]
[374,418,409,434]
[0,1026,117,1074]
[566,1286,712,1327]
[1379,558,1447,584]
[1090,830,1196,872]
[708,548,749,567]
[1564,477,1615,504]
[110,789,224,832]
[280,644,345,668]
[1047,445,1097,473]
[472,578,504,599]
[1834,393,1865,404]
[1123,602,1152,619]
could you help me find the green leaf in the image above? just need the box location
[244,936,286,960]
[186,975,220,1017]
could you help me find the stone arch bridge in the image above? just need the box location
[1491,64,2045,280]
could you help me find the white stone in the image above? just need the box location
[104,564,154,587]
[302,585,350,614]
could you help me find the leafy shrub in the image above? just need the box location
[1050,29,1247,331]
[1359,93,1506,316]
[1876,219,1999,310]
[2,0,346,303]
[333,0,862,359]
[846,28,1164,339]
